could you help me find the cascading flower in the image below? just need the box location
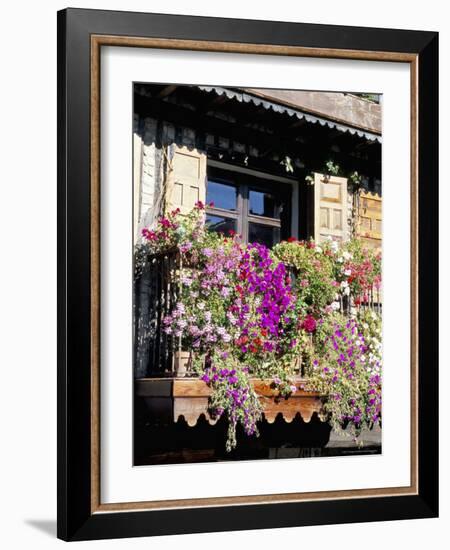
[137,207,382,451]
[307,314,382,441]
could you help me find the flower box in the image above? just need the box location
[135,377,326,427]
[173,350,191,377]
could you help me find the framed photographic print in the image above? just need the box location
[57,8,439,541]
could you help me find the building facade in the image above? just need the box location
[133,85,382,252]
[132,85,383,462]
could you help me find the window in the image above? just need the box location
[206,166,291,247]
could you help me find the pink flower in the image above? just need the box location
[142,228,157,241]
[160,218,171,228]
[179,241,193,253]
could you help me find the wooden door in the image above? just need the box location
[165,145,207,215]
[313,173,348,243]
[356,190,382,251]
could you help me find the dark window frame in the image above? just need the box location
[206,165,291,246]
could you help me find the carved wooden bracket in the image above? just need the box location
[136,377,327,427]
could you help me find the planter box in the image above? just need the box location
[135,377,326,427]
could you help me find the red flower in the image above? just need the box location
[195,200,205,209]
[228,229,236,236]
[236,335,249,347]
[287,237,297,243]
[301,315,317,333]
[209,201,215,208]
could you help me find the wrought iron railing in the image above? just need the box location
[134,250,180,377]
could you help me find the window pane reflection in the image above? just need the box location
[206,180,237,211]
[205,215,237,236]
[248,223,280,248]
[249,189,281,218]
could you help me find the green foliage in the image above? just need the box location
[325,159,341,176]
[306,312,382,442]
[139,205,383,450]
[271,240,337,314]
[350,171,362,185]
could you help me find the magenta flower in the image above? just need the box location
[302,315,317,333]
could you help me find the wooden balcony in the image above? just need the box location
[135,377,326,427]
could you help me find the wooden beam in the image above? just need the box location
[134,94,380,179]
[157,84,178,99]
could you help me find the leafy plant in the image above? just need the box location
[325,159,341,176]
[306,313,382,442]
[138,208,383,450]
[272,240,336,314]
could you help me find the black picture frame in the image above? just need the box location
[57,7,438,541]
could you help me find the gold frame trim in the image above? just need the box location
[90,35,419,514]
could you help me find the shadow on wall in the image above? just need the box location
[24,519,56,538]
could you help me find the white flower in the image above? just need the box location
[197,302,205,310]
[344,269,352,276]
[340,280,348,289]
[342,251,353,261]
[227,312,237,325]
[220,286,231,298]
[331,241,339,253]
[344,286,350,296]
[331,301,340,311]
[315,246,323,254]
